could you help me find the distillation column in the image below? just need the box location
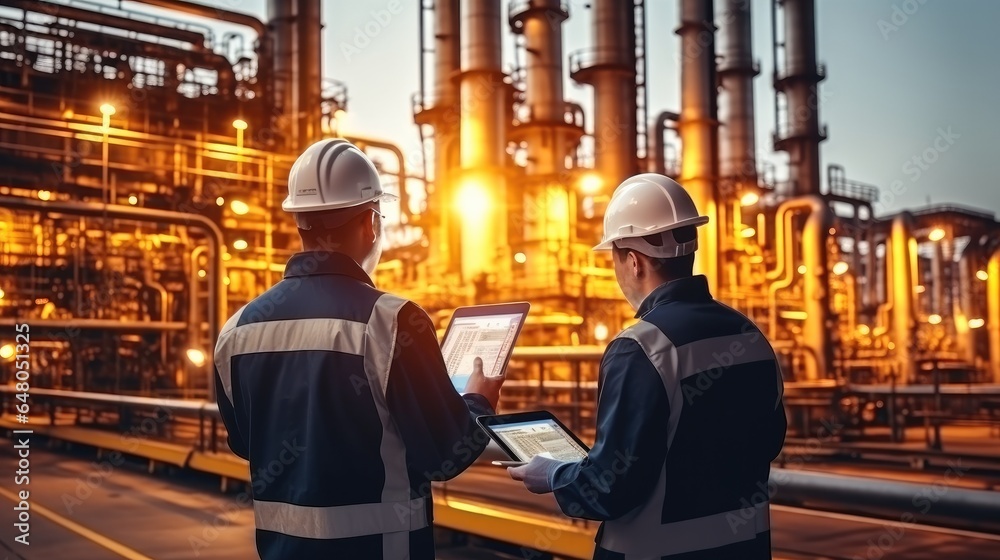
[509,0,582,289]
[891,213,916,382]
[458,0,507,282]
[989,248,1000,383]
[772,0,826,197]
[268,0,323,151]
[427,0,461,274]
[677,0,719,293]
[571,0,637,190]
[718,0,758,187]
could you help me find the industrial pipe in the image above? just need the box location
[130,0,267,36]
[458,0,507,282]
[0,196,226,397]
[0,319,187,331]
[718,0,758,186]
[430,0,461,274]
[891,213,916,383]
[766,196,831,380]
[678,0,720,294]
[297,0,323,148]
[343,136,410,220]
[649,111,680,175]
[989,247,1000,383]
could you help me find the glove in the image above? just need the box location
[507,454,569,494]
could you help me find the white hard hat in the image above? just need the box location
[282,138,397,216]
[593,173,709,257]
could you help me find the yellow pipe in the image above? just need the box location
[890,213,915,383]
[989,247,1000,383]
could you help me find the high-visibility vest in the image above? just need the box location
[215,292,426,557]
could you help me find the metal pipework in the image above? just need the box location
[718,0,758,185]
[989,247,1000,383]
[586,0,638,186]
[649,111,680,175]
[678,0,720,294]
[766,196,830,380]
[509,0,572,174]
[891,213,916,382]
[772,0,825,197]
[268,0,321,150]
[0,196,226,398]
[458,0,507,281]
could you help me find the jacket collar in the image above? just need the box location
[283,251,374,287]
[635,275,713,318]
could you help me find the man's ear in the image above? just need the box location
[629,250,642,279]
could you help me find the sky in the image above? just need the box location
[122,0,1000,218]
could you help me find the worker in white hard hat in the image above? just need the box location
[214,138,505,560]
[509,173,787,560]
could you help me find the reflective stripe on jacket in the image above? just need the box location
[549,276,787,560]
[215,251,493,559]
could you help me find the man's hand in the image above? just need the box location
[507,455,569,494]
[463,367,505,410]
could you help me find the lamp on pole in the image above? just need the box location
[100,103,116,204]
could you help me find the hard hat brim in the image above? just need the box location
[592,215,709,251]
[282,192,398,213]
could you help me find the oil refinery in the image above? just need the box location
[1,1,999,558]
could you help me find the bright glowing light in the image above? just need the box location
[915,285,926,294]
[797,265,807,275]
[0,345,13,359]
[580,173,603,195]
[740,227,756,238]
[128,195,138,205]
[0,287,4,299]
[38,190,51,201]
[455,179,490,218]
[333,109,347,120]
[223,277,231,286]
[888,342,896,350]
[514,252,527,264]
[739,192,759,206]
[232,118,248,131]
[928,314,942,325]
[779,310,808,320]
[35,298,49,305]
[928,228,945,241]
[231,200,250,215]
[186,348,207,368]
[832,261,849,275]
[222,252,232,261]
[198,269,206,278]
[62,109,74,119]
[977,270,989,281]
[857,324,871,335]
[232,239,248,251]
[829,228,837,236]
[968,318,985,329]
[216,197,225,206]
[99,103,116,116]
[594,322,609,342]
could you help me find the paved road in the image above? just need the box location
[1,445,999,559]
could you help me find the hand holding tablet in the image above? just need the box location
[477,411,589,464]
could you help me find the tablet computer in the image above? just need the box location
[440,302,530,392]
[477,411,590,464]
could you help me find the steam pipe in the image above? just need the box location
[989,247,1000,383]
[766,196,830,380]
[649,111,679,175]
[344,136,410,220]
[678,0,720,294]
[129,0,267,36]
[142,264,171,365]
[0,196,225,398]
[458,0,507,281]
[718,0,758,186]
[891,213,916,383]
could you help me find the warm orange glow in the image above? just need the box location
[968,318,985,329]
[0,287,4,300]
[128,195,138,205]
[832,261,849,275]
[740,227,756,238]
[977,269,989,281]
[456,179,490,218]
[915,285,926,293]
[797,265,807,274]
[231,200,250,215]
[857,324,871,335]
[740,192,759,206]
[232,239,248,251]
[0,345,13,360]
[198,269,207,278]
[580,173,602,195]
[38,190,51,201]
[62,109,74,119]
[232,119,248,131]
[928,228,945,241]
[333,109,347,121]
[514,252,527,264]
[216,197,225,206]
[222,252,232,261]
[928,314,942,325]
[594,323,609,342]
[99,103,116,116]
[186,348,207,367]
[780,310,808,320]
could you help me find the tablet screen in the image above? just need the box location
[489,418,588,462]
[442,312,524,391]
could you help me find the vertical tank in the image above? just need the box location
[718,0,758,186]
